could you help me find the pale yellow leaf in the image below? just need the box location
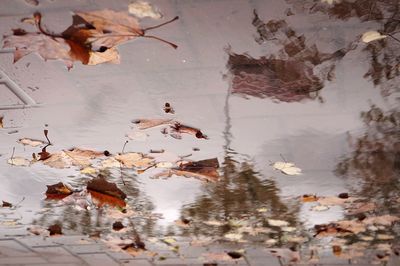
[272,161,302,175]
[18,138,45,147]
[362,31,387,43]
[7,157,31,166]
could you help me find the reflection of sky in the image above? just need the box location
[0,0,397,237]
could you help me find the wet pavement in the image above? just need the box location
[0,0,400,265]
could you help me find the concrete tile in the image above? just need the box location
[0,256,47,264]
[0,239,35,257]
[32,246,84,264]
[119,259,154,266]
[79,253,120,266]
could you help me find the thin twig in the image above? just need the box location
[387,33,400,44]
[10,147,15,164]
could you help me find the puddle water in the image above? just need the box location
[0,0,399,261]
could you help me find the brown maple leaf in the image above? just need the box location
[2,10,178,68]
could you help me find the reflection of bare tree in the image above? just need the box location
[178,73,299,240]
[287,0,400,96]
[335,105,400,199]
[32,170,157,237]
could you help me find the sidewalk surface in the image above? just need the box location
[1,234,399,265]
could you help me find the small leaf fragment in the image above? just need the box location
[18,138,46,147]
[268,219,289,227]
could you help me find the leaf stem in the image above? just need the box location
[141,35,178,49]
[142,16,179,32]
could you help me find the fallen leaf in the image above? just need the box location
[87,175,127,200]
[112,221,124,231]
[377,234,394,240]
[132,118,173,129]
[170,122,208,139]
[257,207,268,213]
[224,233,243,241]
[45,182,73,199]
[302,194,319,202]
[163,237,176,245]
[41,152,71,168]
[362,31,387,43]
[311,205,330,212]
[0,116,3,128]
[48,224,62,236]
[114,152,154,168]
[346,202,376,215]
[64,148,104,167]
[227,251,243,259]
[272,161,302,175]
[89,190,126,208]
[18,138,46,147]
[7,157,31,166]
[2,201,12,207]
[317,196,356,206]
[363,215,400,226]
[80,167,97,175]
[268,219,289,227]
[3,10,178,68]
[203,220,225,226]
[128,1,162,19]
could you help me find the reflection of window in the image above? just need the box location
[0,68,38,110]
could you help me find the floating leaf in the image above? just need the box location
[302,194,318,202]
[272,161,302,175]
[48,224,62,236]
[112,221,124,231]
[128,1,162,19]
[224,233,243,241]
[45,182,73,199]
[311,205,330,212]
[2,201,12,207]
[132,118,173,129]
[18,138,46,147]
[268,219,289,227]
[362,31,387,43]
[7,157,31,166]
[87,175,127,200]
[80,167,97,175]
[0,116,3,128]
[170,122,208,139]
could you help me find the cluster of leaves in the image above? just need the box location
[2,9,178,69]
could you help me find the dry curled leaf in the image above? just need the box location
[3,10,178,68]
[48,224,62,236]
[170,122,208,139]
[45,182,73,199]
[0,116,3,128]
